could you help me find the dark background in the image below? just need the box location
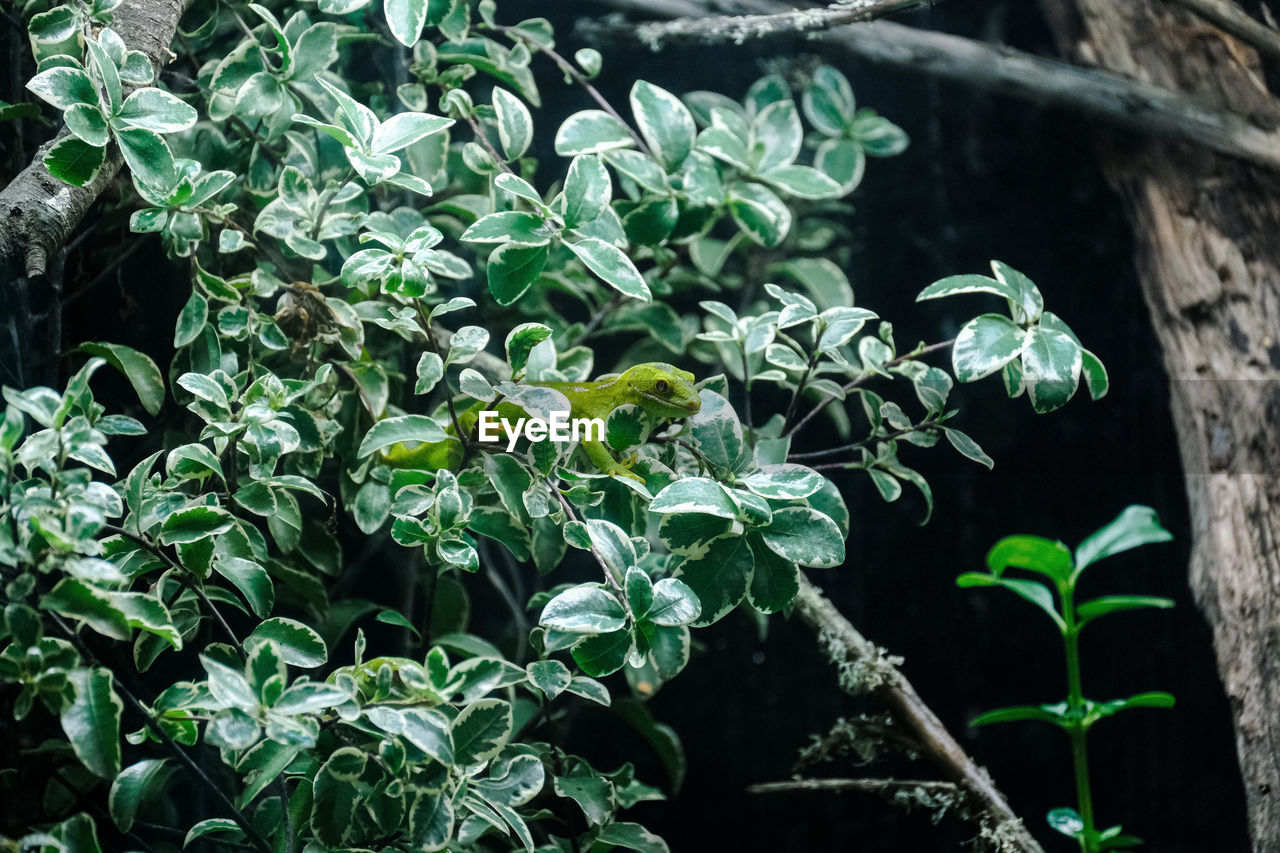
[5,0,1251,849]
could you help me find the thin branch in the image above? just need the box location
[47,613,271,853]
[489,23,652,155]
[102,523,244,654]
[623,0,930,47]
[791,574,1045,853]
[549,478,623,591]
[785,339,953,439]
[1173,0,1280,62]
[748,776,959,795]
[585,0,1280,173]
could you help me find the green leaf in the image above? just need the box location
[27,66,98,110]
[311,748,365,846]
[1075,505,1172,570]
[970,704,1065,727]
[111,592,181,649]
[159,505,233,545]
[815,137,865,191]
[952,314,1025,382]
[452,698,513,765]
[596,821,670,853]
[273,682,349,715]
[649,477,738,519]
[943,427,994,469]
[384,0,427,45]
[956,573,1063,629]
[174,289,208,348]
[1047,807,1084,839]
[42,579,130,641]
[802,65,855,136]
[505,323,553,374]
[44,135,107,186]
[854,113,908,156]
[986,535,1074,581]
[990,260,1043,323]
[1081,349,1109,401]
[673,535,752,626]
[462,210,551,246]
[78,342,164,415]
[372,111,453,154]
[203,656,258,711]
[183,818,242,847]
[564,675,611,706]
[492,87,533,160]
[647,578,701,626]
[759,164,842,199]
[746,535,799,613]
[727,181,790,248]
[248,618,328,667]
[358,415,447,457]
[563,154,611,228]
[743,464,823,500]
[487,243,548,306]
[116,126,175,190]
[526,659,572,699]
[117,88,197,132]
[540,585,627,634]
[916,272,1021,304]
[401,708,454,764]
[760,507,844,568]
[65,103,110,146]
[1077,595,1174,627]
[571,629,633,677]
[565,237,650,301]
[109,759,172,833]
[751,99,802,172]
[631,80,694,171]
[554,765,614,825]
[289,22,339,82]
[555,109,635,156]
[410,787,454,851]
[213,557,275,618]
[1021,325,1082,413]
[1096,691,1176,718]
[688,391,748,473]
[62,668,123,778]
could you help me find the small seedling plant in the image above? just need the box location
[958,506,1176,852]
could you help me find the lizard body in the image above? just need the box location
[380,362,701,479]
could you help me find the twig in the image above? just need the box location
[489,23,652,156]
[102,523,244,654]
[1173,0,1280,62]
[585,0,1280,173]
[792,419,939,465]
[748,776,959,795]
[621,0,930,48]
[791,575,1045,853]
[549,478,623,590]
[47,613,271,853]
[785,339,952,439]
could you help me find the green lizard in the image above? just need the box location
[380,362,701,480]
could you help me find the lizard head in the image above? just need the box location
[621,363,702,419]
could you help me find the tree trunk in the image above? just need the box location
[1041,2,1280,849]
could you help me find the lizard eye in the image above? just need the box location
[655,379,670,395]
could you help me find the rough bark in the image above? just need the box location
[0,0,189,283]
[1038,1,1280,849]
